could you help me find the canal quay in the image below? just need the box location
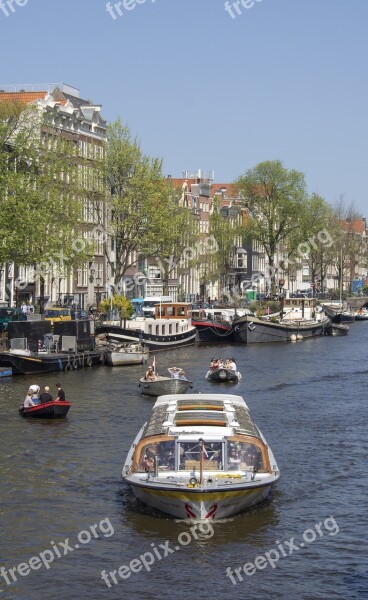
[0,325,367,600]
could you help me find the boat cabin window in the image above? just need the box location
[227,441,265,472]
[136,441,176,472]
[179,442,223,471]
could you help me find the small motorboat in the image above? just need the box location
[0,367,12,378]
[354,309,368,321]
[206,367,242,382]
[19,400,71,418]
[139,375,192,397]
[139,365,192,397]
[123,393,280,519]
[106,342,149,366]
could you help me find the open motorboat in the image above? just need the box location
[205,367,242,382]
[19,400,71,418]
[123,393,280,519]
[139,366,192,397]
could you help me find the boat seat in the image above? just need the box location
[185,460,219,471]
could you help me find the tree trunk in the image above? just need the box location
[40,276,45,314]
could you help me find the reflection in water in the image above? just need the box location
[1,325,368,599]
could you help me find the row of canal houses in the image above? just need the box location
[0,83,367,309]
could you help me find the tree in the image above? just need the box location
[103,120,175,293]
[0,101,93,311]
[236,160,310,295]
[99,293,133,325]
[152,182,199,296]
[208,201,242,301]
[331,198,366,294]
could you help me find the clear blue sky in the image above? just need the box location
[1,0,367,215]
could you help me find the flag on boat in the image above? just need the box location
[151,356,156,373]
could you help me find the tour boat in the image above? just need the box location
[97,303,196,350]
[19,400,71,418]
[123,393,280,519]
[106,342,149,366]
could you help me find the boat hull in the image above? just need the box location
[139,377,192,396]
[232,315,330,343]
[0,367,12,377]
[127,479,274,519]
[2,350,104,374]
[322,305,355,323]
[19,401,71,418]
[106,347,149,366]
[206,368,241,382]
[193,319,234,342]
[96,324,196,350]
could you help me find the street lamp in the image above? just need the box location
[96,276,101,310]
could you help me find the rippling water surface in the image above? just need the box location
[1,324,367,600]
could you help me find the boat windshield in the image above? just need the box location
[179,441,223,471]
[227,441,265,472]
[136,440,176,472]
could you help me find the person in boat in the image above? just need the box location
[168,367,181,379]
[211,358,219,370]
[23,394,36,408]
[228,448,241,469]
[29,384,40,405]
[224,358,231,369]
[23,389,35,407]
[178,369,187,380]
[145,366,157,381]
[218,358,224,368]
[39,386,53,404]
[55,383,65,402]
[229,358,237,371]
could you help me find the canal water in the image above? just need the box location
[0,324,367,600]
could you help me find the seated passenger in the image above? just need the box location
[23,391,36,408]
[228,448,241,469]
[178,369,187,380]
[145,366,157,381]
[39,386,53,404]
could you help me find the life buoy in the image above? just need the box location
[73,359,78,369]
[86,357,93,367]
[65,363,72,371]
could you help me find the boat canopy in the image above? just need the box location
[141,394,262,439]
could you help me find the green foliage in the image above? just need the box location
[0,101,94,299]
[236,160,310,292]
[99,294,134,320]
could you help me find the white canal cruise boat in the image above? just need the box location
[123,393,280,519]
